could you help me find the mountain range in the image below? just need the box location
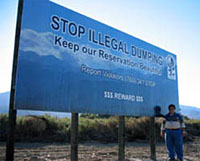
[0,91,200,119]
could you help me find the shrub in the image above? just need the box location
[0,114,8,140]
[0,114,199,143]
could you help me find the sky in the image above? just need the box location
[0,0,200,108]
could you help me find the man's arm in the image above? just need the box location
[179,114,186,136]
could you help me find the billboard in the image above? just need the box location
[15,0,179,116]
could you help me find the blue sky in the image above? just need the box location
[0,0,200,108]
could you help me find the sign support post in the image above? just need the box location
[150,117,156,160]
[118,116,125,161]
[6,109,17,161]
[5,0,24,161]
[71,113,79,161]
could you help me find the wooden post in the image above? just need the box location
[118,116,125,161]
[6,109,17,161]
[71,113,79,161]
[150,117,156,160]
[6,0,24,160]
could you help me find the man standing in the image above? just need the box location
[161,104,185,161]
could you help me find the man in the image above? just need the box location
[161,104,186,161]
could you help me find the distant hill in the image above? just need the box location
[0,91,200,119]
[180,105,200,120]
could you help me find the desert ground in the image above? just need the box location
[0,137,200,161]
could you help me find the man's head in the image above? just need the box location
[168,104,176,115]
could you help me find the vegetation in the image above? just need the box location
[0,114,199,143]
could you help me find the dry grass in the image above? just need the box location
[0,114,199,142]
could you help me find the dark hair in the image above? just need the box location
[168,104,176,110]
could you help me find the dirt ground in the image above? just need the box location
[0,138,200,161]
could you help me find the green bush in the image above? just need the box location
[0,114,8,140]
[0,114,199,143]
[126,117,151,141]
[78,117,118,142]
[185,119,200,136]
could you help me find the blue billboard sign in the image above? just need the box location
[15,0,179,116]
